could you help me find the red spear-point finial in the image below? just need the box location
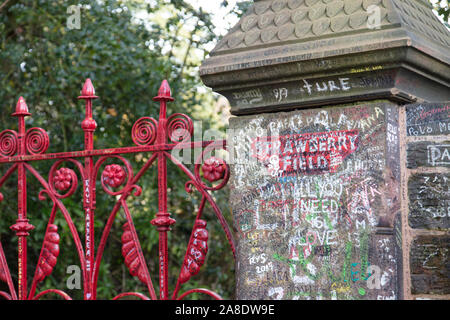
[82,78,95,96]
[153,80,174,102]
[12,96,31,117]
[78,78,99,100]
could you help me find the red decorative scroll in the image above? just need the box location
[35,224,60,283]
[179,220,209,284]
[121,222,148,284]
[0,79,234,300]
[0,264,6,283]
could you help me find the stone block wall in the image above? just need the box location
[229,101,402,300]
[402,103,450,299]
[200,0,450,300]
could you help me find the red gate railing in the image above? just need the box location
[0,79,235,300]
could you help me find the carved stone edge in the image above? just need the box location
[201,44,450,115]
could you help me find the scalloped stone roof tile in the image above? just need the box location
[211,0,450,54]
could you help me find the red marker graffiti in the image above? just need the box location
[251,129,359,176]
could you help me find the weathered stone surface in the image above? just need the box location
[393,213,403,299]
[200,0,450,115]
[410,235,450,295]
[200,0,450,301]
[225,70,396,114]
[406,103,450,137]
[210,0,450,54]
[229,101,400,299]
[384,103,400,190]
[408,173,450,230]
[406,142,450,169]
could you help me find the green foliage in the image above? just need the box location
[431,0,449,26]
[0,0,235,300]
[0,0,446,301]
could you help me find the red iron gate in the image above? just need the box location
[0,79,235,300]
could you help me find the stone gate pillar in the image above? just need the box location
[200,0,450,300]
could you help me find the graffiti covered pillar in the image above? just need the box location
[200,0,450,300]
[404,102,450,299]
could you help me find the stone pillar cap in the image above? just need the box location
[200,0,450,115]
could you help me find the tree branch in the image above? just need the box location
[0,0,11,12]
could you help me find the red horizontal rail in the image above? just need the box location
[0,140,226,164]
[0,79,235,300]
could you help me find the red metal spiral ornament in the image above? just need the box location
[25,128,49,155]
[132,117,158,146]
[0,130,18,158]
[0,79,235,301]
[167,113,193,143]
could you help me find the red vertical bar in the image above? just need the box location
[79,79,98,300]
[17,163,27,300]
[157,147,169,300]
[151,81,175,300]
[83,156,94,300]
[10,97,34,300]
[17,104,27,301]
[156,101,169,300]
